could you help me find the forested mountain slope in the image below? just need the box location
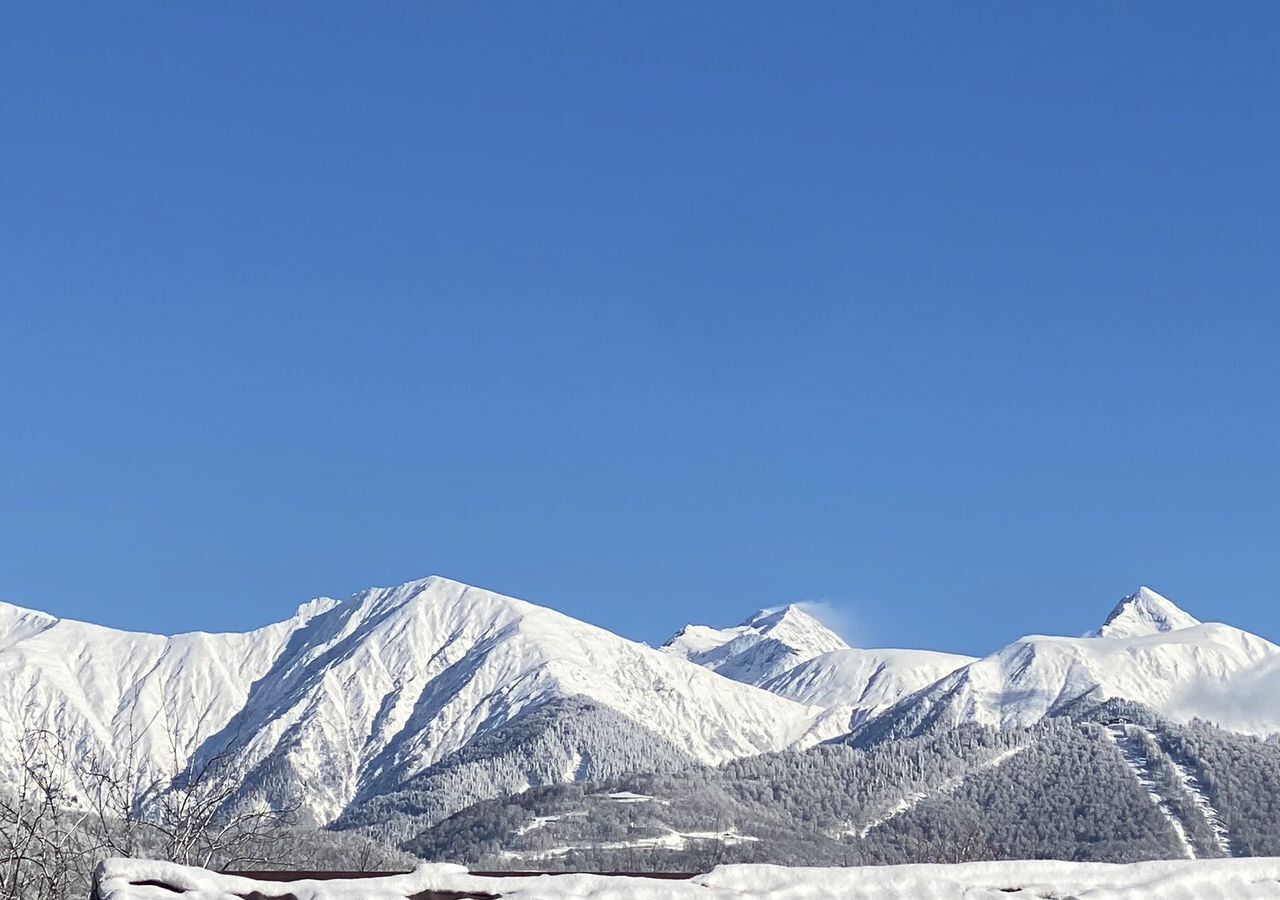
[407,703,1280,868]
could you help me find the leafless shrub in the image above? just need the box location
[2,689,297,898]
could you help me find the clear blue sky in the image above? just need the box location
[2,4,1277,656]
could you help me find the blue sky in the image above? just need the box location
[2,3,1277,655]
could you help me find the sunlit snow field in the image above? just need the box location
[98,858,1280,899]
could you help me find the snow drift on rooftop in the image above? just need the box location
[94,856,1280,900]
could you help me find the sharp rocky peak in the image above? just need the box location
[1094,586,1201,639]
[742,604,848,645]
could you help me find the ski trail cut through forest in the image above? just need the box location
[1126,724,1234,857]
[853,744,1030,839]
[1166,754,1233,856]
[1105,724,1199,859]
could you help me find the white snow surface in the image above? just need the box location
[760,647,976,719]
[96,857,1280,900]
[0,576,840,825]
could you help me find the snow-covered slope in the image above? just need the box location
[0,595,337,779]
[662,605,850,685]
[857,588,1280,741]
[759,647,976,721]
[666,606,974,722]
[0,577,839,825]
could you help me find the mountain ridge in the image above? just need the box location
[2,575,1278,844]
[0,575,840,827]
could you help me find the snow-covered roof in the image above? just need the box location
[95,856,1280,900]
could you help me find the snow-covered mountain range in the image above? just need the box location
[0,577,843,826]
[850,587,1280,743]
[669,587,1280,740]
[1,578,1276,835]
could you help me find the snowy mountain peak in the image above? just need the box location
[664,604,847,659]
[1095,587,1201,639]
[662,603,849,685]
[743,603,824,631]
[292,596,343,623]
